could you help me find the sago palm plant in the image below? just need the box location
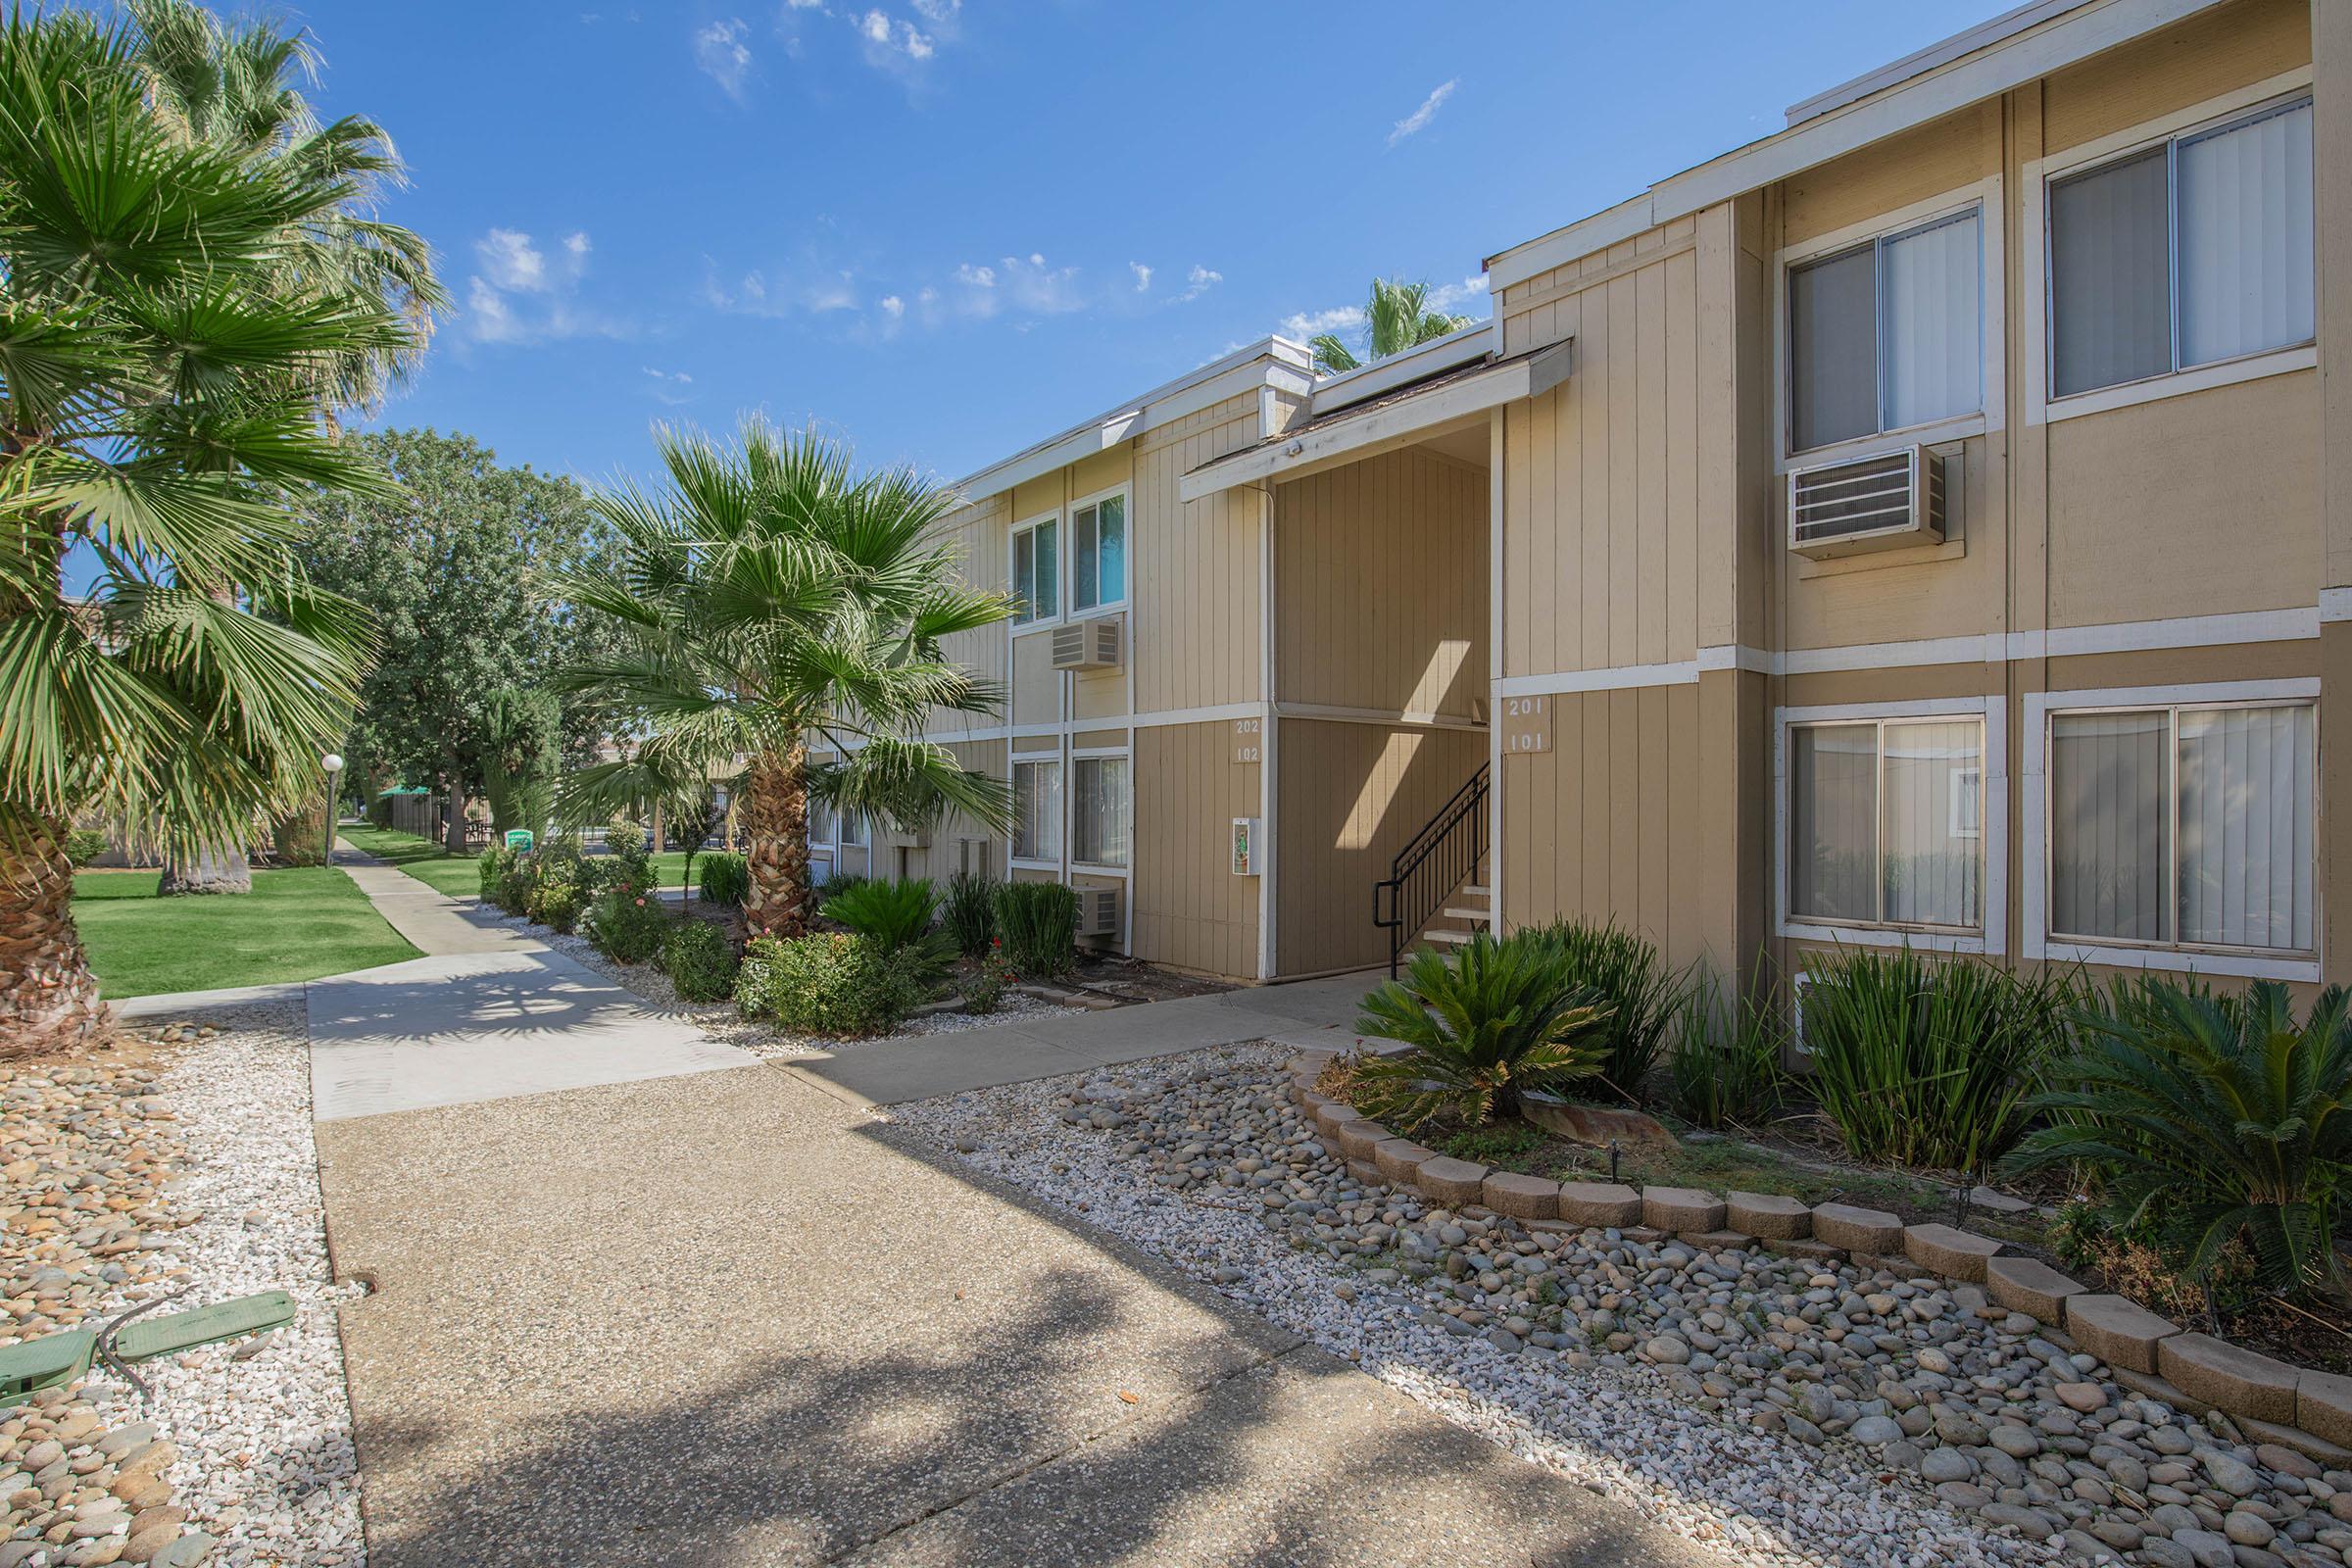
[2004,980,2352,1300]
[554,419,1014,938]
[0,9,409,1050]
[1351,931,1610,1132]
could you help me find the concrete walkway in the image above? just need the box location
[783,971,1382,1107]
[309,853,1705,1567]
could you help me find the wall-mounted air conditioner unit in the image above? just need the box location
[1788,445,1945,559]
[1052,616,1123,671]
[1074,885,1123,940]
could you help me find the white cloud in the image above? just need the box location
[1388,77,1457,147]
[910,0,957,19]
[1130,262,1152,293]
[694,19,754,99]
[1279,304,1364,339]
[1175,265,1221,303]
[783,0,824,7]
[1427,272,1490,313]
[880,295,905,318]
[475,228,547,292]
[464,226,623,345]
[955,263,996,288]
[854,8,936,67]
[642,367,696,405]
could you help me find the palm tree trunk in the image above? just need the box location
[738,743,809,939]
[157,838,253,895]
[0,808,108,1057]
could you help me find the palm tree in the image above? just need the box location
[0,10,405,1053]
[556,420,1015,939]
[116,0,444,895]
[127,0,445,414]
[1308,277,1476,375]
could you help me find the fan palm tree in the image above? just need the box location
[0,10,405,1053]
[123,0,444,894]
[1307,277,1476,375]
[127,0,445,414]
[555,419,1015,939]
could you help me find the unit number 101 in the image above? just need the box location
[1500,696,1551,755]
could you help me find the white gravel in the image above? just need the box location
[88,1004,367,1568]
[889,1046,2260,1568]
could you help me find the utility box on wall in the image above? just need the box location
[1231,816,1261,876]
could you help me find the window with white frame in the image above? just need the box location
[1070,493,1127,612]
[1071,756,1131,869]
[1788,207,1982,452]
[1011,759,1061,863]
[2047,701,2315,955]
[1790,716,1984,930]
[838,809,868,849]
[1011,516,1058,624]
[2046,97,2314,400]
[808,799,837,846]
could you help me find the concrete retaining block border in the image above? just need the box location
[1283,1052,2343,1460]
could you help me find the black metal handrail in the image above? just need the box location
[1372,762,1490,978]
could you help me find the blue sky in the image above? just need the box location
[304,1,2020,489]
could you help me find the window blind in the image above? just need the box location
[2177,100,2315,369]
[1881,213,1981,432]
[2049,146,2172,397]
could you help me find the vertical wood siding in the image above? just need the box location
[1275,446,1489,718]
[1132,720,1258,978]
[1276,720,1485,976]
[1134,394,1266,714]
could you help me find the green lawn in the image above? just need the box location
[341,823,707,898]
[72,867,419,999]
[338,823,483,897]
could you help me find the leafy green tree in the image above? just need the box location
[557,419,1013,938]
[288,429,622,852]
[1307,277,1475,375]
[0,10,409,1051]
[475,686,563,839]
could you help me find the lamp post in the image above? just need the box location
[320,753,344,866]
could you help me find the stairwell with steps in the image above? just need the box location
[1372,763,1491,977]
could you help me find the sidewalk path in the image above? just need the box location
[311,850,1705,1567]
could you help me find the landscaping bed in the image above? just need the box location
[3,1005,363,1567]
[897,1044,2352,1568]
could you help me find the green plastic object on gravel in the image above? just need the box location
[0,1329,96,1406]
[111,1290,295,1362]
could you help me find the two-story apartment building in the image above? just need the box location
[844,0,2345,994]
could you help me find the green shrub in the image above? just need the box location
[821,877,938,948]
[1350,930,1608,1131]
[584,886,670,965]
[477,846,512,901]
[63,828,107,867]
[525,877,587,934]
[663,921,740,1003]
[2005,979,2352,1300]
[962,941,1015,1014]
[815,872,869,904]
[994,880,1078,978]
[698,852,749,906]
[1518,919,1693,1101]
[1801,947,2078,1173]
[1665,963,1788,1131]
[734,932,926,1037]
[943,871,997,957]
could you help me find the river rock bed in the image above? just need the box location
[3,1005,364,1568]
[892,1046,2352,1568]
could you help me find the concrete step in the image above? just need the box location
[1420,927,1474,947]
[1441,906,1493,923]
[1460,884,1492,900]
